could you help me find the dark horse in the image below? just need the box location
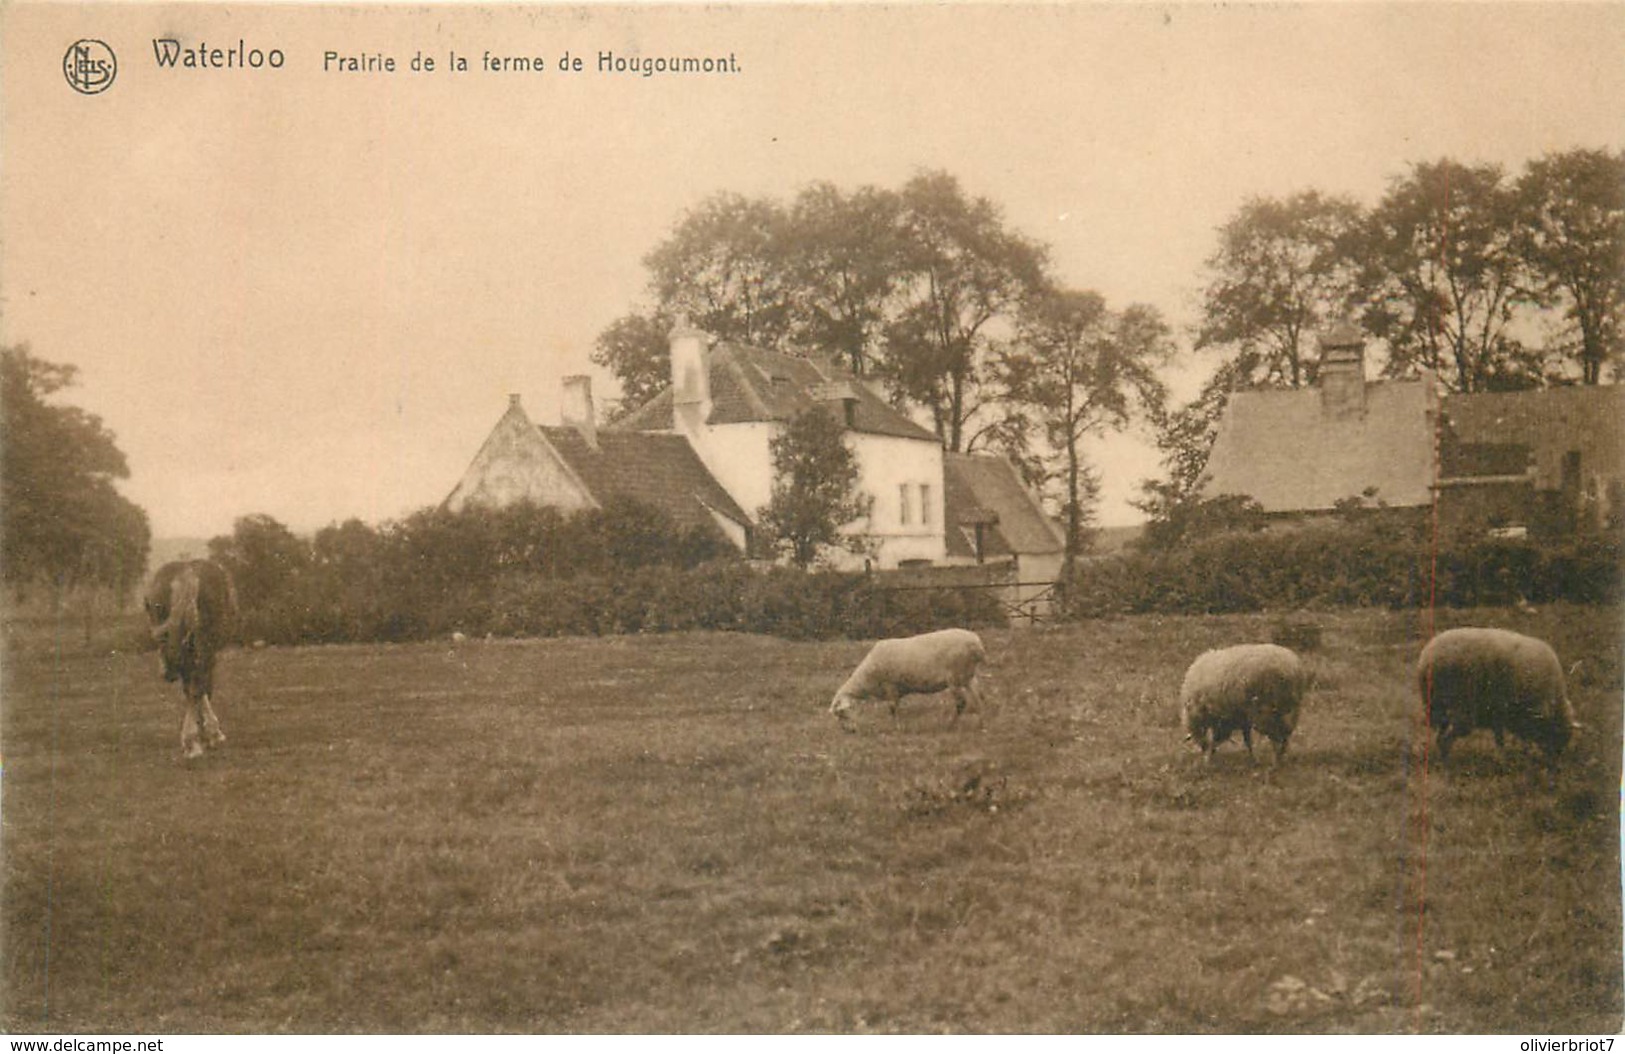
[144,560,238,758]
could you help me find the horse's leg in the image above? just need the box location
[180,686,205,760]
[201,694,226,748]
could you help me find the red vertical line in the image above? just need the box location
[1416,368,1441,1030]
[1413,165,1451,1032]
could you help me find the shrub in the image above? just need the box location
[1433,534,1622,608]
[1061,519,1619,619]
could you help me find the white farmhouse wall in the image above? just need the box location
[684,421,947,569]
[446,397,595,514]
[687,421,779,519]
[849,432,946,568]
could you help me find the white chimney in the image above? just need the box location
[670,314,711,435]
[561,375,597,449]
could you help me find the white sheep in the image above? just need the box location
[1180,643,1308,764]
[1417,627,1580,763]
[830,628,986,731]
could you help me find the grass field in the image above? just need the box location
[3,605,1620,1034]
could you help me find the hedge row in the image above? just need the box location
[237,561,1007,646]
[1059,523,1622,617]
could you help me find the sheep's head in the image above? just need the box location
[830,691,858,732]
[1533,713,1576,759]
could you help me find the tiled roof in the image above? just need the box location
[942,453,1065,559]
[1202,379,1438,512]
[613,388,677,432]
[615,341,938,443]
[1442,385,1624,490]
[538,426,750,532]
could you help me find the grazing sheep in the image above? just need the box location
[830,628,986,731]
[1180,644,1308,764]
[1417,627,1579,763]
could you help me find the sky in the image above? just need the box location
[4,2,1623,540]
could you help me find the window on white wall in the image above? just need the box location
[920,483,932,526]
[899,483,911,526]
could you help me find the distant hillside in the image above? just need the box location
[147,537,214,574]
[1090,524,1144,555]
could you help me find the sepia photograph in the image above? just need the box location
[2,0,1622,1038]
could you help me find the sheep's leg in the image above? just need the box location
[1273,734,1289,765]
[1434,726,1457,764]
[1492,725,1506,751]
[1241,726,1256,764]
[963,679,986,728]
[885,687,900,727]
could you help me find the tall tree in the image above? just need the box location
[591,309,673,416]
[781,182,907,377]
[208,513,310,614]
[1006,292,1171,563]
[0,346,150,599]
[1360,159,1539,392]
[643,192,794,349]
[756,408,873,569]
[1131,358,1260,550]
[1514,148,1625,385]
[1196,190,1364,388]
[880,171,1050,452]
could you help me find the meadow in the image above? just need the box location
[3,604,1620,1033]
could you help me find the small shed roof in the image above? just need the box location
[943,453,1065,559]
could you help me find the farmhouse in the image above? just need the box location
[614,319,946,568]
[443,389,753,547]
[447,321,1062,571]
[1202,323,1625,539]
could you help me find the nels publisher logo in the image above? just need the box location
[64,39,117,94]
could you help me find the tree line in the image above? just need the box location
[594,150,1622,552]
[1143,148,1622,528]
[1,346,151,603]
[4,149,1617,605]
[595,170,1174,563]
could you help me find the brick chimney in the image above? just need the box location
[1318,321,1367,419]
[670,314,711,435]
[561,375,597,449]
